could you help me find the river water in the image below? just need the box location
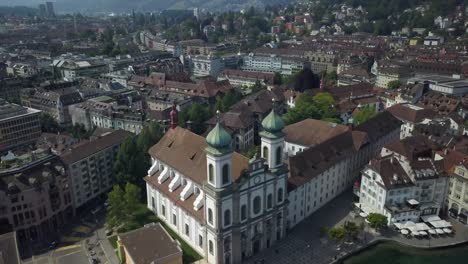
[342,241,468,264]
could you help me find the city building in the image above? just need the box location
[218,70,274,90]
[191,55,224,78]
[241,53,308,76]
[0,152,73,247]
[445,150,468,224]
[375,66,412,89]
[61,130,129,208]
[304,50,337,74]
[145,107,288,263]
[283,119,350,157]
[387,103,435,139]
[357,136,448,225]
[117,222,183,264]
[0,99,41,151]
[20,87,83,125]
[46,2,55,17]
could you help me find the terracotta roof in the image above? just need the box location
[220,69,274,83]
[119,223,182,264]
[283,119,350,146]
[368,157,414,190]
[60,130,129,165]
[383,135,441,161]
[148,127,249,186]
[231,88,285,115]
[387,103,435,123]
[206,109,255,130]
[354,111,402,143]
[288,131,362,189]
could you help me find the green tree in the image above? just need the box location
[251,80,264,94]
[328,227,346,242]
[313,92,338,120]
[319,225,329,238]
[40,113,60,133]
[123,183,141,217]
[67,123,93,139]
[343,221,360,240]
[106,185,125,229]
[283,93,319,124]
[114,135,146,188]
[387,80,401,90]
[353,105,378,126]
[367,213,387,230]
[273,72,283,85]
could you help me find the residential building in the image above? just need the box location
[304,50,337,74]
[145,108,288,263]
[382,83,425,108]
[0,99,41,151]
[241,53,308,76]
[117,223,183,264]
[20,87,83,125]
[357,136,448,225]
[445,150,468,224]
[218,70,274,90]
[46,2,55,17]
[387,103,435,139]
[0,152,73,247]
[60,130,129,208]
[375,66,412,89]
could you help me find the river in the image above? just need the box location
[342,241,468,264]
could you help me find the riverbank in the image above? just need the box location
[335,220,468,264]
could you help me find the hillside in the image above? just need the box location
[53,0,294,13]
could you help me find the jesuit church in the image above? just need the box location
[145,104,288,264]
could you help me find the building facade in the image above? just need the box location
[241,54,307,76]
[0,99,41,151]
[61,130,129,208]
[145,108,288,264]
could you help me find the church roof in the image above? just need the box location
[148,127,249,186]
[262,108,285,134]
[206,122,232,149]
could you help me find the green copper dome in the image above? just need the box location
[262,108,285,133]
[206,122,232,148]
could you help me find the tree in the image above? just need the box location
[290,69,320,92]
[124,183,141,217]
[273,72,283,85]
[283,93,319,124]
[251,80,264,94]
[387,80,401,90]
[343,221,360,240]
[367,213,387,230]
[107,185,125,229]
[313,92,338,121]
[328,227,346,242]
[67,123,93,139]
[40,113,59,133]
[114,135,146,188]
[353,105,378,126]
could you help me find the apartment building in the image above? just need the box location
[61,130,129,208]
[241,53,308,76]
[445,150,468,224]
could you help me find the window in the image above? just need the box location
[222,164,230,185]
[199,235,203,247]
[208,164,214,183]
[241,205,247,221]
[277,188,283,203]
[185,224,190,236]
[209,240,214,255]
[151,197,155,209]
[173,214,177,226]
[253,196,261,214]
[161,205,166,216]
[267,194,273,209]
[263,146,269,160]
[224,210,231,226]
[276,146,282,165]
[208,209,213,224]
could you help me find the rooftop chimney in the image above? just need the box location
[170,103,178,129]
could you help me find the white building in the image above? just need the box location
[387,103,434,139]
[145,108,288,263]
[358,136,448,225]
[191,55,224,78]
[241,53,307,76]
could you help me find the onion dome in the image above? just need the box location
[206,112,231,148]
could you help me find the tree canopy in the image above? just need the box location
[387,80,402,90]
[283,92,340,125]
[367,213,388,230]
[353,105,378,126]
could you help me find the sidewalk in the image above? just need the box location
[97,229,120,264]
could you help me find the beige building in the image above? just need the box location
[304,50,337,74]
[118,223,182,264]
[446,151,468,224]
[61,130,129,208]
[0,99,41,151]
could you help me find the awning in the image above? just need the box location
[436,229,445,235]
[401,229,409,235]
[459,212,468,220]
[419,231,428,236]
[394,223,403,229]
[449,208,459,215]
[428,229,436,235]
[360,212,368,218]
[407,199,420,206]
[430,220,452,229]
[443,228,452,234]
[421,215,441,223]
[415,222,430,231]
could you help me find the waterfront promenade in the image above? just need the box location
[244,189,468,264]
